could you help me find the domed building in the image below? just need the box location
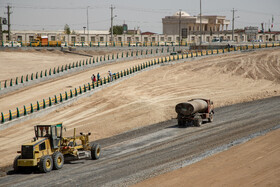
[162,11,230,36]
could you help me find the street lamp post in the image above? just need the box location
[200,0,202,46]
[83,27,86,34]
[87,6,90,43]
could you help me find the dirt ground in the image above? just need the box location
[0,49,122,84]
[0,49,86,82]
[134,128,280,187]
[0,48,280,183]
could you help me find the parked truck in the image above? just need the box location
[30,36,61,47]
[175,98,214,127]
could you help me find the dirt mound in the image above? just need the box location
[189,49,280,83]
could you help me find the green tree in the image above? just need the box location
[109,25,123,35]
[64,24,71,35]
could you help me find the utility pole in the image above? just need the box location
[200,0,202,45]
[110,5,115,46]
[87,6,89,43]
[231,8,237,41]
[0,17,2,43]
[179,9,181,45]
[6,5,12,41]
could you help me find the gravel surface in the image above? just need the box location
[0,96,280,187]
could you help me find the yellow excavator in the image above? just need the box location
[14,122,101,173]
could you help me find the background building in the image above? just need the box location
[162,11,230,35]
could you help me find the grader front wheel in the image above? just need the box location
[13,155,22,173]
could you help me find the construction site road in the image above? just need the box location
[1,96,280,187]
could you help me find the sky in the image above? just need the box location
[0,0,279,34]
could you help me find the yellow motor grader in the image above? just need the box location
[14,123,101,173]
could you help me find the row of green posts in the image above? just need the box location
[0,48,169,90]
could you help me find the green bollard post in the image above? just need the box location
[75,88,78,96]
[26,75,29,82]
[37,101,40,111]
[16,77,18,85]
[60,93,63,102]
[1,112,4,123]
[55,95,58,103]
[21,76,24,83]
[31,73,33,80]
[17,107,20,117]
[24,105,27,115]
[9,110,12,120]
[70,89,73,97]
[65,91,68,100]
[79,86,82,94]
[43,99,46,108]
[49,97,52,106]
[30,103,34,113]
[83,84,87,92]
[36,72,38,79]
[10,79,13,87]
[88,83,91,91]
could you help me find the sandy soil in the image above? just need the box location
[0,48,280,171]
[0,56,161,114]
[0,50,86,82]
[0,49,124,84]
[134,128,280,187]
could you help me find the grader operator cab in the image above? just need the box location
[14,123,101,173]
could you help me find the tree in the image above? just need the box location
[109,25,123,35]
[64,24,71,35]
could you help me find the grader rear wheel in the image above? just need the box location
[91,143,101,160]
[52,152,64,170]
[39,155,53,173]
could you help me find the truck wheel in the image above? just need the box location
[178,116,186,126]
[13,155,22,173]
[39,155,53,173]
[91,143,101,160]
[52,152,64,170]
[208,113,214,122]
[194,116,202,127]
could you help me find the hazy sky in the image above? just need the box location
[0,0,279,33]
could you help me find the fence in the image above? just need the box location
[1,42,279,124]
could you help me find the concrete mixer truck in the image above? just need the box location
[175,99,214,127]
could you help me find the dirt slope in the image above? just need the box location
[134,128,280,187]
[0,48,280,169]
